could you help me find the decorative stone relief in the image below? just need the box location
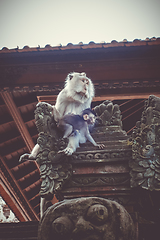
[129,95,160,190]
[30,102,72,200]
[70,174,129,187]
[38,197,135,240]
[94,100,122,127]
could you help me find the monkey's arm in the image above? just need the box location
[86,129,105,149]
[54,90,68,118]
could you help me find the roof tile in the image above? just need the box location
[125,39,147,47]
[60,43,82,50]
[0,37,160,53]
[82,42,103,49]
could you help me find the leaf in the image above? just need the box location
[155,173,160,181]
[147,177,155,190]
[59,172,66,177]
[144,168,155,177]
[132,165,145,172]
[137,179,146,186]
[156,159,160,165]
[40,164,47,172]
[155,167,160,173]
[139,160,150,168]
[49,171,59,180]
[134,173,144,180]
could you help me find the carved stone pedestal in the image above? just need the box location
[31,101,136,239]
[61,125,133,210]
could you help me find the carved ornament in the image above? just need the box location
[130,95,160,190]
[38,197,135,240]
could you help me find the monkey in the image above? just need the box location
[19,72,94,162]
[58,108,96,138]
[58,108,105,155]
[53,72,95,121]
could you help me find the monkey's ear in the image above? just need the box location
[83,114,89,121]
[68,74,74,80]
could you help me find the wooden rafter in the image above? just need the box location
[0,91,40,220]
[0,167,31,221]
[0,155,39,221]
[0,91,39,170]
[0,91,34,152]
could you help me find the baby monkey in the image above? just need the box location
[58,108,105,155]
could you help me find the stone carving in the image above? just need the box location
[31,102,72,200]
[38,197,135,240]
[94,100,122,127]
[72,149,131,162]
[71,175,129,187]
[23,100,123,200]
[130,95,160,190]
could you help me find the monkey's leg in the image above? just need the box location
[59,131,80,155]
[63,124,73,138]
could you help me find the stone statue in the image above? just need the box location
[130,95,160,190]
[38,197,135,240]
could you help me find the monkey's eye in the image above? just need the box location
[86,204,108,225]
[83,114,89,121]
[81,79,85,82]
[51,216,73,237]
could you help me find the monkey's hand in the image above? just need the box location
[58,147,74,156]
[97,144,105,149]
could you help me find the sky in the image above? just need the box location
[0,0,160,50]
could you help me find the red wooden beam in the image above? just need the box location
[0,91,39,169]
[0,91,34,152]
[0,156,39,221]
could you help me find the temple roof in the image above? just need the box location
[0,37,160,221]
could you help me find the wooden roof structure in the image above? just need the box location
[0,38,160,221]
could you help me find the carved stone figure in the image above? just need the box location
[94,100,122,127]
[130,95,160,190]
[32,102,73,200]
[38,197,135,240]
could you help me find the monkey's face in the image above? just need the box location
[38,197,135,240]
[73,74,90,98]
[65,72,94,102]
[83,113,96,125]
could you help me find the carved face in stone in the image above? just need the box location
[38,197,135,240]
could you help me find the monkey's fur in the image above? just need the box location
[58,109,105,155]
[54,72,95,121]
